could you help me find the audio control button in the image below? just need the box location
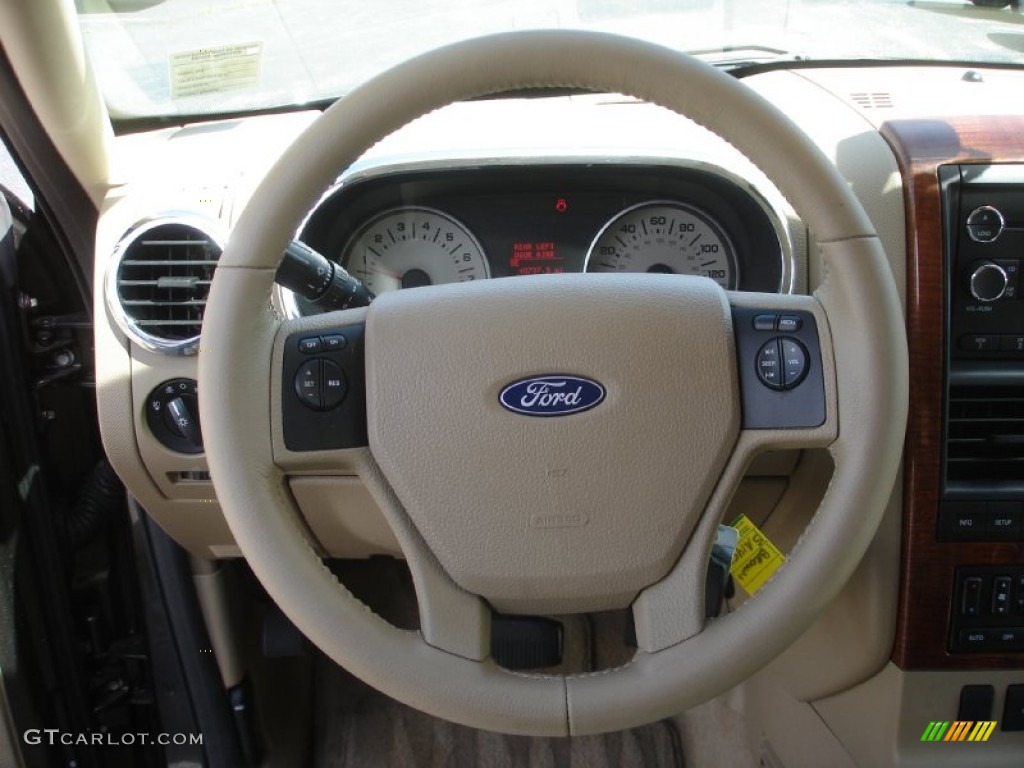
[1001,335,1024,354]
[959,335,999,353]
[755,340,783,390]
[966,205,1005,243]
[995,259,1020,299]
[970,261,1008,303]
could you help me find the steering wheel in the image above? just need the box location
[200,30,907,736]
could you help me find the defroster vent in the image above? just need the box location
[107,216,224,353]
[946,384,1024,489]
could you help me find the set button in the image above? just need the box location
[756,336,809,391]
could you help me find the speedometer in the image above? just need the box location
[584,201,738,289]
[341,206,489,294]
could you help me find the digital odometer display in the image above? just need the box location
[509,241,564,276]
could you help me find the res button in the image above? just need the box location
[322,360,348,409]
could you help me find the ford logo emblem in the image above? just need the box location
[499,374,606,417]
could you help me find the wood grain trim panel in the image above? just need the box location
[880,117,1024,669]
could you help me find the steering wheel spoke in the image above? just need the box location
[358,459,493,661]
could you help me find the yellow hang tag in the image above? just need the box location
[729,514,786,596]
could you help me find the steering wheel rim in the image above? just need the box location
[200,30,908,736]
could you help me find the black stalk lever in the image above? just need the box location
[275,240,374,311]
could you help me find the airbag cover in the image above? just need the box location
[366,273,739,613]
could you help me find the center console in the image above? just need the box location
[938,164,1024,654]
[880,114,1024,673]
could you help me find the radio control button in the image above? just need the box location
[777,315,803,333]
[966,205,1004,243]
[781,338,809,388]
[970,261,1008,302]
[1001,335,1024,354]
[959,334,999,353]
[755,340,782,390]
[995,259,1020,299]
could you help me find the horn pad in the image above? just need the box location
[365,273,739,614]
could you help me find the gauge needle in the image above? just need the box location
[369,266,402,280]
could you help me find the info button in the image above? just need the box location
[939,501,988,541]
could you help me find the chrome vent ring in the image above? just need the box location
[106,215,225,354]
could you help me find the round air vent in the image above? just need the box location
[106,215,225,354]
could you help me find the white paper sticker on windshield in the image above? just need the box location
[170,42,262,100]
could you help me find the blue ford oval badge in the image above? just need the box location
[499,375,606,417]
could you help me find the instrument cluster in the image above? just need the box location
[295,163,792,304]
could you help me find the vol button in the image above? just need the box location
[781,338,808,389]
[294,359,323,410]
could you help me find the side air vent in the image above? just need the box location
[107,216,224,354]
[946,384,1024,488]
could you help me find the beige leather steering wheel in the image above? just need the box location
[200,30,908,736]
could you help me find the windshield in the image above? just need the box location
[76,0,1024,123]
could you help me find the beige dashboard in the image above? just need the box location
[95,66,923,560]
[91,63,1024,766]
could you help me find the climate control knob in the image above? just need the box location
[969,261,1008,303]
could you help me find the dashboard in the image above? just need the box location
[87,65,1024,766]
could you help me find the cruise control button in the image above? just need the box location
[298,336,322,354]
[755,340,782,390]
[780,338,808,389]
[777,315,802,333]
[322,334,348,351]
[322,360,348,409]
[294,360,322,410]
[753,314,777,331]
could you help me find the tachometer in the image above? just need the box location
[584,201,738,288]
[341,206,489,293]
